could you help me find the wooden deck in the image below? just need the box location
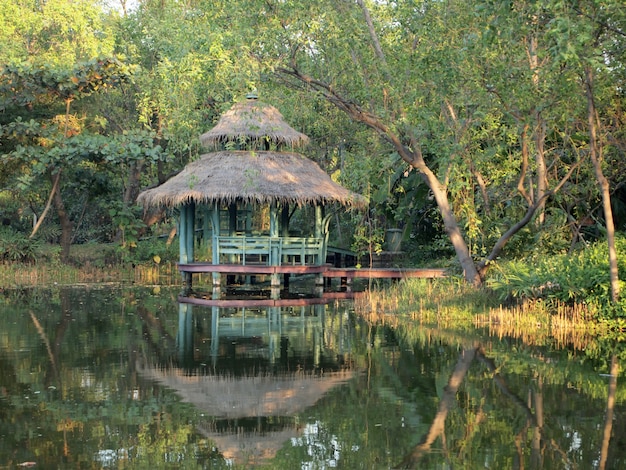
[178,263,329,275]
[325,267,447,279]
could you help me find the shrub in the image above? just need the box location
[0,227,43,263]
[487,235,626,314]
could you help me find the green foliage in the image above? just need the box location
[350,215,384,267]
[133,237,178,264]
[0,57,135,111]
[108,201,145,249]
[0,0,117,66]
[0,227,43,262]
[1,0,625,274]
[487,235,626,313]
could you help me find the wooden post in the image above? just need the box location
[179,205,187,264]
[314,204,325,287]
[202,206,211,252]
[227,204,237,284]
[269,202,278,239]
[281,204,290,285]
[269,202,280,288]
[211,203,221,287]
[314,204,322,240]
[179,203,193,289]
[186,201,195,263]
[281,204,290,236]
[245,203,252,233]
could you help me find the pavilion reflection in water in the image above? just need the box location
[136,294,356,465]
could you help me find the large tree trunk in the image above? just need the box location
[277,66,482,285]
[533,111,548,225]
[419,164,481,285]
[52,176,73,263]
[585,66,619,303]
[527,25,548,225]
[30,171,61,239]
[124,160,145,205]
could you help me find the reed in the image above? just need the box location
[355,278,494,325]
[0,262,182,288]
[354,278,602,350]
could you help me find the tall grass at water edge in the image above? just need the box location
[0,262,182,288]
[354,278,603,347]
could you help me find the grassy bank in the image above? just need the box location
[0,261,181,288]
[0,240,184,288]
[353,278,608,348]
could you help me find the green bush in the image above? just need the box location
[132,237,179,264]
[487,234,626,314]
[0,227,44,263]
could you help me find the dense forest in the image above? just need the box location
[1,0,625,307]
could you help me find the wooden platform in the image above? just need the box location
[324,267,447,279]
[178,263,329,275]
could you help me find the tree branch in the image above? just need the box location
[30,170,61,239]
[478,158,582,274]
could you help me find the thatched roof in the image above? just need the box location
[138,364,354,465]
[137,365,353,419]
[196,423,297,464]
[136,151,367,209]
[200,97,309,149]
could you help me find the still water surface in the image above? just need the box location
[0,285,624,469]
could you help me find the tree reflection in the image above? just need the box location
[1,286,624,468]
[394,341,621,470]
[396,346,478,468]
[600,355,619,470]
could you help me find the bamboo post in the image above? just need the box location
[269,202,280,288]
[211,203,221,287]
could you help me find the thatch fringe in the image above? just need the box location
[137,151,367,209]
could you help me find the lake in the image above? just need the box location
[0,284,624,469]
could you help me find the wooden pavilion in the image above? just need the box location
[137,95,366,289]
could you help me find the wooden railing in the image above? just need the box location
[215,236,324,266]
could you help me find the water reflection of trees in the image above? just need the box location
[365,312,625,469]
[2,286,624,469]
[1,287,219,468]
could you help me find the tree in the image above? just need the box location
[271,0,624,287]
[0,58,141,259]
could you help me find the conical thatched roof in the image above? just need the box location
[200,97,309,149]
[137,151,367,208]
[137,97,366,209]
[137,365,353,419]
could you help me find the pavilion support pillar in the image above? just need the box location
[281,204,290,287]
[186,201,195,261]
[179,202,195,290]
[202,206,211,252]
[210,203,221,288]
[314,204,323,240]
[269,202,280,289]
[270,202,279,239]
[245,203,252,233]
[281,204,290,236]
[227,204,238,285]
[314,204,325,288]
